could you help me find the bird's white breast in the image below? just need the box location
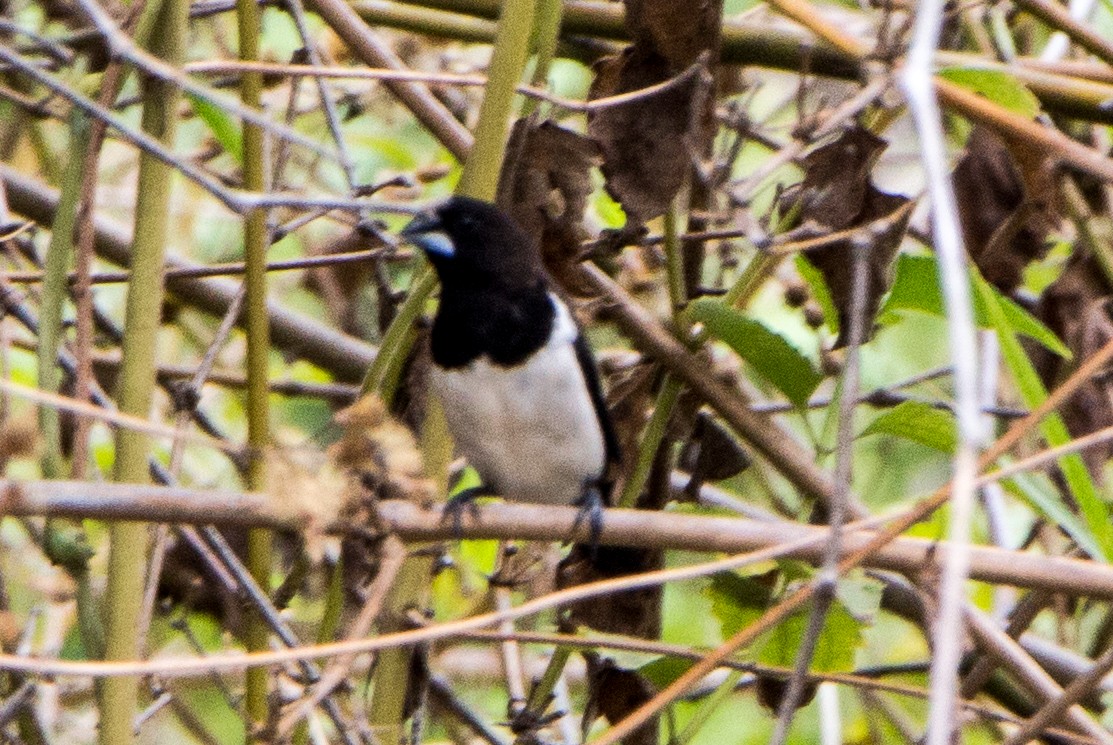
[431,295,606,505]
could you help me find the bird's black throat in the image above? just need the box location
[429,281,556,369]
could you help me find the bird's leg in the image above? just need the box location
[441,483,489,538]
[572,481,606,556]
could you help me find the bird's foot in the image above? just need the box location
[572,483,606,557]
[441,485,487,539]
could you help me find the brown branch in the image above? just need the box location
[1003,635,1113,744]
[964,607,1113,744]
[3,484,1113,599]
[1012,0,1113,67]
[304,0,473,159]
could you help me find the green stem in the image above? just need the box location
[292,555,346,745]
[99,0,186,740]
[523,646,572,714]
[523,0,563,114]
[664,204,688,315]
[367,398,449,738]
[361,269,437,398]
[618,374,682,508]
[38,112,88,478]
[37,113,104,662]
[237,0,273,730]
[455,0,539,199]
[674,670,743,745]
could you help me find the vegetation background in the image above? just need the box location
[3,0,1113,742]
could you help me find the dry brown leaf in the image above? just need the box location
[497,118,601,289]
[1036,251,1113,475]
[587,0,720,225]
[779,127,910,347]
[557,543,663,639]
[952,125,1058,294]
[584,656,660,745]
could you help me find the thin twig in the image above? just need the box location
[769,231,871,743]
[0,247,398,284]
[274,535,406,737]
[1003,638,1113,744]
[902,0,985,736]
[185,57,707,113]
[964,607,1113,744]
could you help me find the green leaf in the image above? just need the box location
[639,657,694,690]
[996,296,1071,358]
[706,573,771,639]
[757,601,861,673]
[1001,470,1104,561]
[974,273,1113,561]
[688,299,823,407]
[836,574,884,622]
[188,93,243,164]
[937,67,1041,118]
[860,401,957,453]
[882,255,1070,358]
[795,254,839,337]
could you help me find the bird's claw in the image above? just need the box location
[572,483,605,558]
[441,486,485,539]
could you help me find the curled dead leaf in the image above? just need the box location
[587,0,720,226]
[779,127,910,347]
[953,125,1058,293]
[497,118,601,290]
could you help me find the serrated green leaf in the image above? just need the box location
[757,601,861,673]
[860,400,957,453]
[882,255,1070,358]
[938,67,1041,118]
[188,93,243,164]
[688,299,823,407]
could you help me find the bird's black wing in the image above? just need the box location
[573,333,621,470]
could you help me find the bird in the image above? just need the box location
[400,195,620,540]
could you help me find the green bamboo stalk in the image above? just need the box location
[455,0,538,198]
[364,0,540,398]
[618,374,682,509]
[236,0,274,731]
[528,0,564,89]
[366,398,450,741]
[98,0,186,739]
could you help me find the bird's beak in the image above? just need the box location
[401,212,454,259]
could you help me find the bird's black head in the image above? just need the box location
[401,196,544,291]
